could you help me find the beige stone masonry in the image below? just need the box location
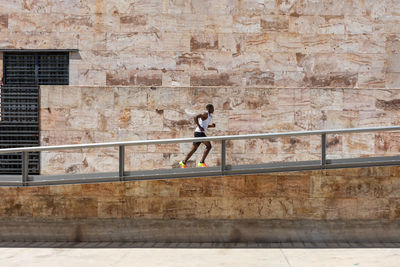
[40,86,400,175]
[0,0,398,87]
[0,166,400,220]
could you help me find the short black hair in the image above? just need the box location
[206,104,214,110]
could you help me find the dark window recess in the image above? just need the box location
[4,52,69,86]
[0,85,40,174]
[1,52,69,175]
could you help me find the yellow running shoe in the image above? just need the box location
[198,162,208,167]
[179,161,187,168]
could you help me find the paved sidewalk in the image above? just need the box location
[0,246,399,267]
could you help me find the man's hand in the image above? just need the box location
[199,127,205,131]
[210,123,216,128]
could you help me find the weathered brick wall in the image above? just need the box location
[0,167,399,220]
[40,85,400,175]
[0,0,399,87]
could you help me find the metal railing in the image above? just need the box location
[1,126,400,186]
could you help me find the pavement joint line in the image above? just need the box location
[280,249,293,267]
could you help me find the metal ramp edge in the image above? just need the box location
[1,155,400,186]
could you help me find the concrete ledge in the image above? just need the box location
[1,219,399,243]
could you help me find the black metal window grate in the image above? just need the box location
[3,54,36,85]
[0,85,40,174]
[1,52,69,174]
[38,53,69,85]
[4,52,69,86]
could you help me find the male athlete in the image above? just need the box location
[179,104,215,168]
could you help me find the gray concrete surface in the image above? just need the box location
[2,219,400,243]
[0,246,399,267]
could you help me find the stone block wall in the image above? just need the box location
[40,85,400,175]
[1,1,400,242]
[1,166,399,221]
[0,0,399,88]
[0,1,399,174]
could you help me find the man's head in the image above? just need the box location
[206,104,214,114]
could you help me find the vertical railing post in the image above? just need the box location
[221,140,226,175]
[321,133,326,168]
[119,145,125,181]
[22,151,29,186]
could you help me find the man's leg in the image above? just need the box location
[183,144,199,164]
[200,141,212,163]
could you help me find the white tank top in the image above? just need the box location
[195,113,212,133]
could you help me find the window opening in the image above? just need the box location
[0,52,69,174]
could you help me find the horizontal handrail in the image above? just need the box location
[0,126,400,154]
[2,125,400,186]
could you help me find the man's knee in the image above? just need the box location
[206,143,212,150]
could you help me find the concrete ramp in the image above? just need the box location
[1,155,400,186]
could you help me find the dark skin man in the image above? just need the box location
[179,104,215,168]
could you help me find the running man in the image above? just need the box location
[179,104,215,168]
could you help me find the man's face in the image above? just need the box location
[208,106,214,114]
